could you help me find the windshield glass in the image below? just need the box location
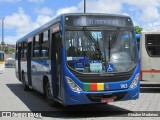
[65,28,137,74]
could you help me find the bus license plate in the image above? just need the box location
[101,98,114,103]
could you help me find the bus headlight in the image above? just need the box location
[65,76,83,92]
[129,73,139,89]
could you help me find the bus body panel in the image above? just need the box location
[31,59,51,93]
[140,31,160,82]
[19,58,52,94]
[15,60,19,79]
[21,60,27,81]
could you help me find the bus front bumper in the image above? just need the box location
[63,86,139,105]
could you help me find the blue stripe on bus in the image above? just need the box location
[32,60,49,67]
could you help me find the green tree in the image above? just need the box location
[4,46,10,54]
[134,26,143,34]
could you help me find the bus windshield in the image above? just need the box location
[65,28,137,74]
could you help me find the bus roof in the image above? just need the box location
[141,31,160,34]
[16,13,131,44]
[16,15,61,44]
[63,13,130,17]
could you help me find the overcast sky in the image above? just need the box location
[1,0,160,44]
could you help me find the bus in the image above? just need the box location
[5,57,15,68]
[0,51,5,72]
[15,13,140,106]
[140,31,160,83]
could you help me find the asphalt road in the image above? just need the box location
[0,68,160,120]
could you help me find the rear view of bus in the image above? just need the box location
[140,31,160,83]
[63,14,140,105]
[0,51,5,72]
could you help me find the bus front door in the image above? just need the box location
[51,32,62,100]
[27,42,32,87]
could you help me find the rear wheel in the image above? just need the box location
[45,82,58,106]
[22,73,29,91]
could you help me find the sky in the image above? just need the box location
[1,0,160,44]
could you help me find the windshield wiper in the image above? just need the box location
[108,28,120,61]
[111,28,120,48]
[83,27,100,51]
[83,27,102,60]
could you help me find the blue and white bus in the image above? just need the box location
[15,13,140,106]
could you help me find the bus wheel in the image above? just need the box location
[45,82,58,106]
[22,73,29,91]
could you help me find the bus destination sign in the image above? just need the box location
[65,16,132,27]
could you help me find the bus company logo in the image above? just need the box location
[2,112,12,117]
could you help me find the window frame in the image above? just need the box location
[145,34,160,57]
[33,30,50,58]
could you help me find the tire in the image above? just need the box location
[22,73,29,91]
[45,82,58,106]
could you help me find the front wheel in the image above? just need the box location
[45,82,58,106]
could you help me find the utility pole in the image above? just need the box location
[1,18,5,51]
[84,0,86,13]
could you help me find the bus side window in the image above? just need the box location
[40,30,49,58]
[33,35,41,58]
[33,48,40,57]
